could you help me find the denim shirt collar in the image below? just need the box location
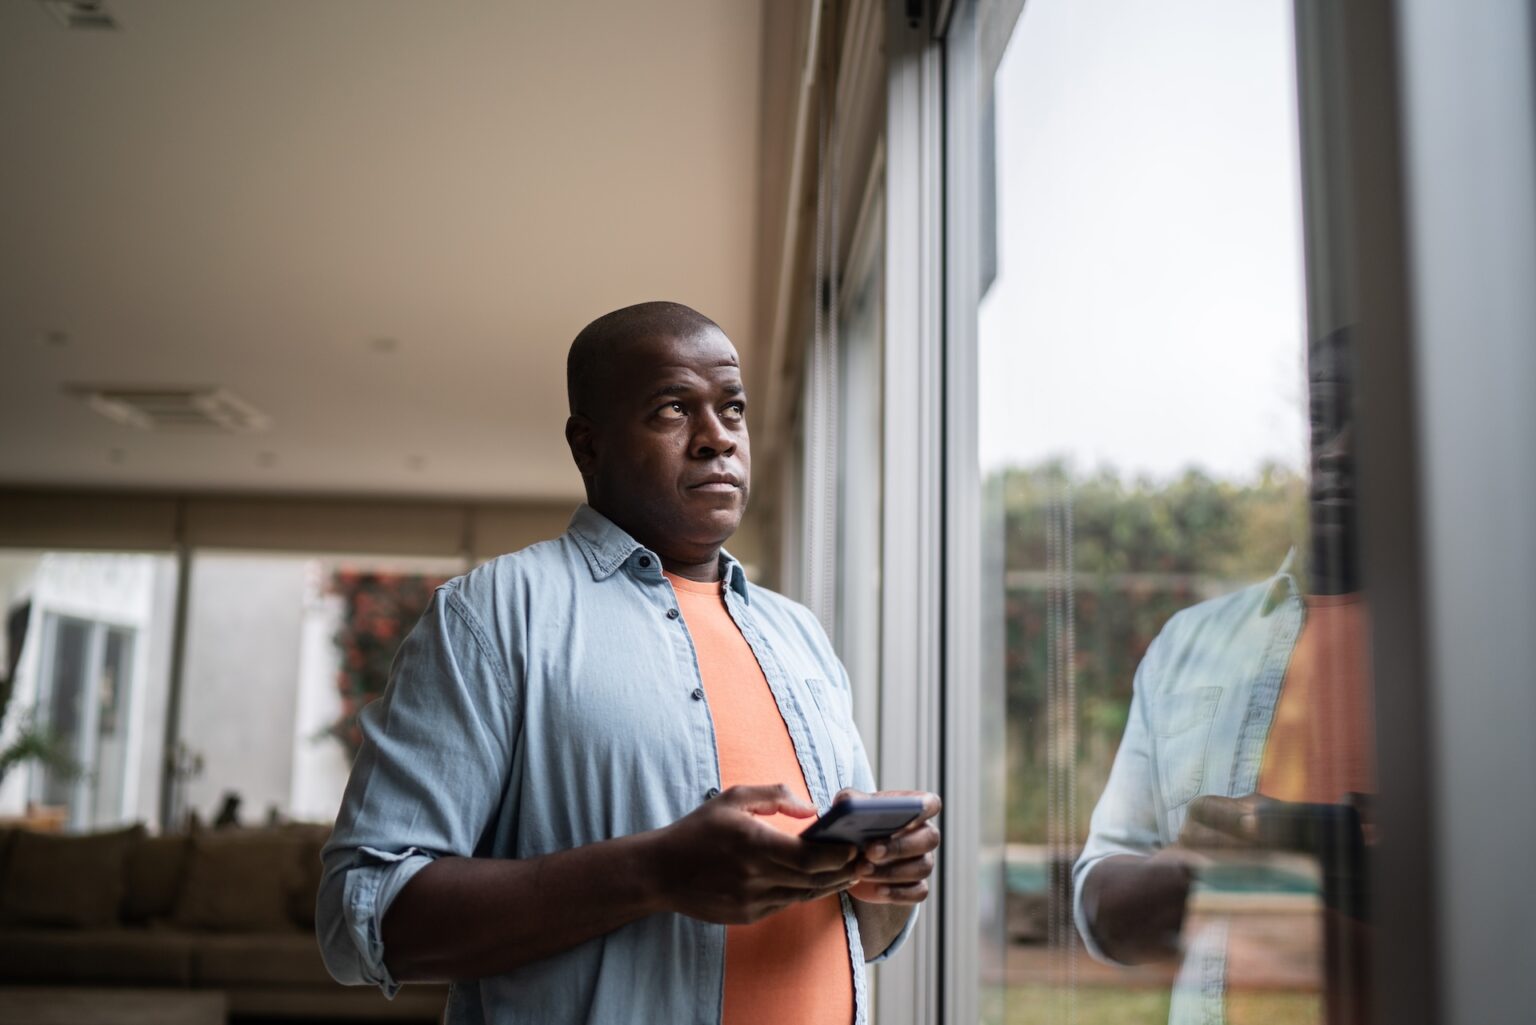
[1260,547,1302,617]
[567,503,751,603]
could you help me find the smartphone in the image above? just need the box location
[800,796,925,846]
[1254,800,1368,919]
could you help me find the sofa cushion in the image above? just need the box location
[193,930,335,987]
[0,825,145,928]
[173,831,306,932]
[123,833,191,924]
[0,927,194,984]
[281,823,331,929]
[0,828,15,886]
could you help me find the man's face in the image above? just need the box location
[575,326,751,563]
[1308,365,1355,540]
[1306,338,1360,594]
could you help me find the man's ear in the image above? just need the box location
[565,415,598,478]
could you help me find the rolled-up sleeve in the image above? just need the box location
[316,585,520,995]
[1072,631,1166,965]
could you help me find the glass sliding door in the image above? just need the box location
[952,1,1381,1022]
[36,614,138,829]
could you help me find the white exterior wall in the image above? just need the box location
[177,554,307,826]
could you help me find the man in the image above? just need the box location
[1073,327,1372,1025]
[317,301,941,1024]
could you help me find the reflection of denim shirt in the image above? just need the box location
[316,505,911,1025]
[1073,557,1304,964]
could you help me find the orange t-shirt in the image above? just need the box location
[1258,595,1375,803]
[666,572,854,1025]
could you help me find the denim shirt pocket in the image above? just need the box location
[1150,686,1222,809]
[803,677,851,794]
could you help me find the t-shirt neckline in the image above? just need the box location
[663,570,724,596]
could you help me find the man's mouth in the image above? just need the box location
[688,472,742,492]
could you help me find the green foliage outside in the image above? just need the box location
[990,460,1307,844]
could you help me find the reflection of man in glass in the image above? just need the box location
[1073,328,1372,1024]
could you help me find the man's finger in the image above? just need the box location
[869,880,929,904]
[759,862,863,892]
[724,783,818,819]
[750,825,858,873]
[770,838,860,874]
[764,882,852,906]
[860,853,935,884]
[1187,795,1263,838]
[865,824,941,864]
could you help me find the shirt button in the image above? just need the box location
[638,555,651,568]
[666,607,680,620]
[705,787,720,800]
[691,688,704,701]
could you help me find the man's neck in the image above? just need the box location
[660,555,722,583]
[1309,541,1360,595]
[585,501,724,582]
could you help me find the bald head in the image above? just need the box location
[567,301,725,418]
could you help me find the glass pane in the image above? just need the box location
[837,189,885,751]
[970,1,1374,1023]
[89,627,134,827]
[41,616,91,809]
[175,551,463,830]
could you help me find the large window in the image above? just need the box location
[171,551,465,829]
[958,2,1375,1022]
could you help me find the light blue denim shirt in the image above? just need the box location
[1072,557,1305,964]
[317,505,914,1025]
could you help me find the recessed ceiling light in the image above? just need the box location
[369,337,400,355]
[69,385,272,434]
[38,0,117,30]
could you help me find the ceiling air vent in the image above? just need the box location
[38,0,117,30]
[72,386,272,434]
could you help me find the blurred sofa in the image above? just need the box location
[0,823,447,1021]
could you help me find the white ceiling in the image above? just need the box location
[0,0,764,500]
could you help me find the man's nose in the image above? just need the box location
[690,410,737,459]
[1317,423,1354,467]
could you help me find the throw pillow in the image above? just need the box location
[0,828,16,881]
[172,831,306,932]
[0,824,146,928]
[122,833,191,923]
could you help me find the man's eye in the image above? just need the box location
[657,402,686,420]
[721,403,746,422]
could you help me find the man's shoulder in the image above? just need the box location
[1143,576,1295,693]
[1160,576,1284,639]
[443,533,584,614]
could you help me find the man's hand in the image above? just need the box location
[1080,794,1268,966]
[830,789,941,960]
[651,784,863,925]
[835,789,943,905]
[1177,793,1270,851]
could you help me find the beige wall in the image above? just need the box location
[0,488,768,579]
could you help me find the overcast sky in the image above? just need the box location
[978,0,1308,482]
